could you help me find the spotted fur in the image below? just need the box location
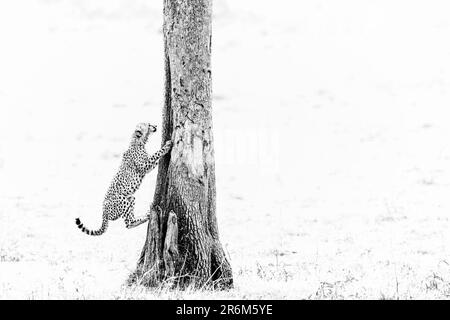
[75,123,173,236]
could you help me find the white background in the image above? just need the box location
[1,0,450,299]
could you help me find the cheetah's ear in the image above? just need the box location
[135,130,143,138]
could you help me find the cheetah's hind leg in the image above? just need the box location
[123,197,150,229]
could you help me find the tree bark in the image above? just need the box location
[128,0,233,289]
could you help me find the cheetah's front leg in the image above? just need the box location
[143,140,173,173]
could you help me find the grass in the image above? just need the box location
[3,237,450,300]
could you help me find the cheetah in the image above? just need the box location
[75,122,173,236]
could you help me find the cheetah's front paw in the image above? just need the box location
[164,140,173,149]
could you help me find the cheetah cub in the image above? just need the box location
[75,123,173,236]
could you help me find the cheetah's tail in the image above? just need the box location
[75,217,108,236]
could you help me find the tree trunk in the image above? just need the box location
[128,0,233,289]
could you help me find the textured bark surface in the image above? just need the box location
[163,211,178,278]
[129,0,233,289]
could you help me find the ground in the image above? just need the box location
[1,0,450,299]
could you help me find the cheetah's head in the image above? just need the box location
[133,122,157,144]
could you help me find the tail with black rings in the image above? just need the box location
[75,216,108,236]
